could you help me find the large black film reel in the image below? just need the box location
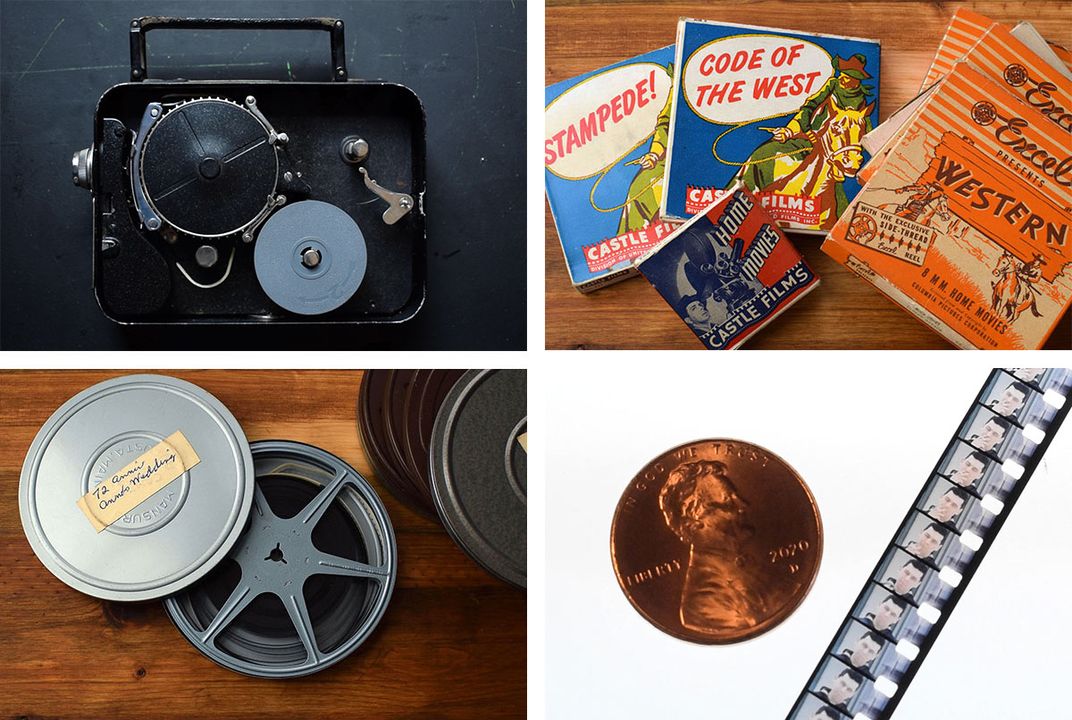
[140,98,278,238]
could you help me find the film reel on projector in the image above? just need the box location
[136,97,279,239]
[253,200,368,315]
[357,370,527,588]
[142,97,370,316]
[19,375,397,679]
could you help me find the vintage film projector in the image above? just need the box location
[786,368,1072,720]
[71,17,425,323]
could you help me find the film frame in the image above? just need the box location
[787,368,1071,720]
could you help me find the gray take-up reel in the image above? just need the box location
[253,200,368,315]
[118,94,413,314]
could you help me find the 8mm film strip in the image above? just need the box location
[786,368,1072,720]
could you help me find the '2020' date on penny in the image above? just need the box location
[610,439,822,644]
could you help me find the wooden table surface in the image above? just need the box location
[0,370,525,720]
[545,0,1072,349]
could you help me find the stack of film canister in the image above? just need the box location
[18,374,397,679]
[786,368,1072,720]
[358,369,527,589]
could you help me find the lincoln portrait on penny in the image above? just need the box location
[659,459,774,634]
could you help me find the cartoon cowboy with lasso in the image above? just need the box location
[730,54,876,223]
[616,64,674,234]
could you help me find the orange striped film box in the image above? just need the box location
[861,10,1072,184]
[822,61,1071,350]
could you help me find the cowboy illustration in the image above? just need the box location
[891,181,950,225]
[992,252,1045,322]
[618,64,674,234]
[730,54,876,224]
[768,54,875,144]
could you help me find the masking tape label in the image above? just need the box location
[76,431,200,532]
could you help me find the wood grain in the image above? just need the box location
[0,370,524,720]
[545,0,1072,349]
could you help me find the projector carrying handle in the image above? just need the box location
[128,16,348,83]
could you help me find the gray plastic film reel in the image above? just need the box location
[254,200,367,315]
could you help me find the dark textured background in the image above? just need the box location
[0,0,527,349]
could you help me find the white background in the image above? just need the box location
[542,352,1072,719]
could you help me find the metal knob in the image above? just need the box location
[195,245,219,268]
[301,247,322,268]
[71,147,92,190]
[340,136,369,164]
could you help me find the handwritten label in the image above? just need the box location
[517,432,528,453]
[75,431,200,532]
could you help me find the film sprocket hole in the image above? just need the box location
[72,17,426,324]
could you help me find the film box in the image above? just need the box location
[860,9,1072,185]
[636,183,820,349]
[661,18,880,233]
[921,8,1071,92]
[545,46,678,292]
[822,62,1072,349]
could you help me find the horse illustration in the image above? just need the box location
[732,95,872,227]
[886,182,950,226]
[991,252,1044,323]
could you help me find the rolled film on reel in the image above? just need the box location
[358,370,527,589]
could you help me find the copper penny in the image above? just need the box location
[610,439,822,644]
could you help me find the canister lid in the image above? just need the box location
[429,369,527,588]
[18,374,255,601]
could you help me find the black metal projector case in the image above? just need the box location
[75,17,426,325]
